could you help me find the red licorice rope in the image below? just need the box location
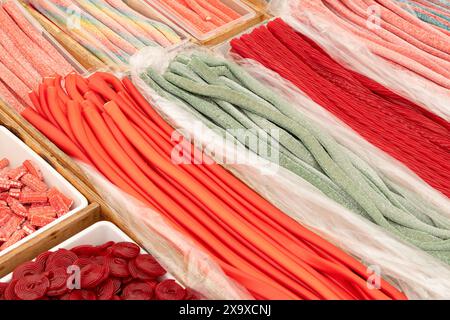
[20,71,407,300]
[230,18,450,198]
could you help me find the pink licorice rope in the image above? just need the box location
[372,0,450,44]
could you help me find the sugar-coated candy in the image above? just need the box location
[1,241,198,300]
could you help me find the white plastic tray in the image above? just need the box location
[1,221,175,283]
[0,126,88,257]
[147,0,257,42]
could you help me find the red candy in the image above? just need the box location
[69,290,97,300]
[107,256,130,278]
[48,193,69,217]
[0,229,26,249]
[0,158,9,170]
[19,192,47,204]
[70,245,99,257]
[35,250,53,269]
[1,241,197,300]
[0,282,8,300]
[12,261,43,280]
[4,280,19,300]
[22,160,42,180]
[21,174,47,192]
[14,274,49,300]
[96,278,114,300]
[28,206,56,218]
[122,282,154,300]
[30,214,55,227]
[22,222,35,235]
[45,249,78,271]
[46,267,69,297]
[128,258,154,281]
[7,197,27,217]
[8,166,27,181]
[80,264,106,289]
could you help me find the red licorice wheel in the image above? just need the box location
[144,280,157,291]
[70,245,99,257]
[96,241,115,252]
[0,282,8,300]
[69,289,97,300]
[14,274,50,300]
[111,278,122,295]
[107,256,130,278]
[135,254,166,278]
[12,261,43,280]
[110,242,140,259]
[35,251,53,270]
[128,258,153,281]
[96,278,115,300]
[112,295,121,300]
[45,249,78,271]
[155,280,186,300]
[47,267,68,293]
[4,280,19,300]
[80,264,106,289]
[184,288,201,300]
[122,281,154,300]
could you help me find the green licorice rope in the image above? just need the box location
[139,51,450,263]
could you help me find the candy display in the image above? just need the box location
[0,0,74,111]
[23,0,184,66]
[0,0,448,302]
[0,158,73,250]
[0,241,198,300]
